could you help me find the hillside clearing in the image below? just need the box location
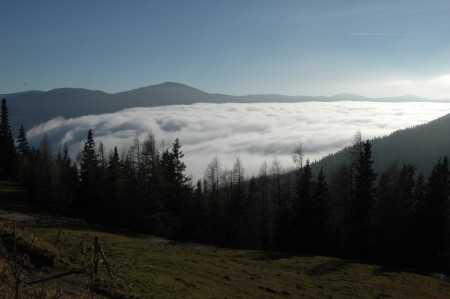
[1,182,450,298]
[0,220,449,298]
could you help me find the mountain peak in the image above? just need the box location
[115,82,209,97]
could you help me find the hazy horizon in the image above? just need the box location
[3,82,450,101]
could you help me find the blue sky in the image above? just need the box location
[1,0,450,98]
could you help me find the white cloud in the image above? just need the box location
[27,101,450,181]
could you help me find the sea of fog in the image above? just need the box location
[27,101,450,181]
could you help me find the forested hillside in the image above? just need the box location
[2,97,450,275]
[312,112,450,177]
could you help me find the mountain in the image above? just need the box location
[6,82,212,132]
[0,90,44,98]
[311,112,450,177]
[375,95,430,102]
[114,82,212,105]
[330,93,372,101]
[7,88,113,133]
[3,82,449,133]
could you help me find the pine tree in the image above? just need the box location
[313,167,330,253]
[373,164,397,263]
[271,156,291,251]
[330,162,352,251]
[396,163,416,264]
[227,157,245,245]
[52,144,78,214]
[104,147,125,224]
[414,157,450,271]
[34,135,53,206]
[259,161,270,249]
[292,159,311,251]
[140,132,159,205]
[240,175,260,248]
[16,124,30,157]
[204,156,222,244]
[157,138,192,239]
[78,129,100,220]
[373,163,416,265]
[16,124,31,186]
[348,140,377,258]
[0,98,17,179]
[293,160,328,253]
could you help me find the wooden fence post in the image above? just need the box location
[99,245,114,279]
[55,229,61,247]
[93,236,99,277]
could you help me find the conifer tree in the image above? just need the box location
[415,157,450,271]
[141,132,159,203]
[52,144,78,214]
[16,124,30,157]
[228,157,245,244]
[373,164,397,263]
[16,124,31,186]
[0,98,17,179]
[348,140,377,258]
[259,161,270,249]
[104,146,125,224]
[313,167,330,252]
[78,129,100,220]
[169,138,191,193]
[373,163,416,265]
[204,156,222,244]
[294,160,328,253]
[271,156,290,250]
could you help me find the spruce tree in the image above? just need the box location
[16,124,30,157]
[293,159,314,252]
[0,98,17,179]
[171,138,190,188]
[16,124,31,186]
[415,157,450,271]
[313,167,330,253]
[348,140,377,258]
[78,129,100,220]
[105,147,125,224]
[259,161,270,250]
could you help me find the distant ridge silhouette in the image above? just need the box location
[3,82,448,132]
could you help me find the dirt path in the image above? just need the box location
[0,209,35,222]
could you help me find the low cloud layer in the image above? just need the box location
[27,102,450,180]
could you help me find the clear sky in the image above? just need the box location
[1,0,450,98]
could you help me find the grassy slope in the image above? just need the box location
[27,227,450,299]
[2,181,450,298]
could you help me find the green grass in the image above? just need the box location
[1,181,450,298]
[27,227,450,298]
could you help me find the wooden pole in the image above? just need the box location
[55,229,61,247]
[93,237,99,277]
[99,245,114,279]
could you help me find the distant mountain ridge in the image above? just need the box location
[3,82,449,132]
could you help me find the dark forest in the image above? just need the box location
[2,98,450,274]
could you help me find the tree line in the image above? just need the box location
[1,98,450,273]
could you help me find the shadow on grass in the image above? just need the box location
[305,258,352,276]
[251,250,296,261]
[374,266,402,276]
